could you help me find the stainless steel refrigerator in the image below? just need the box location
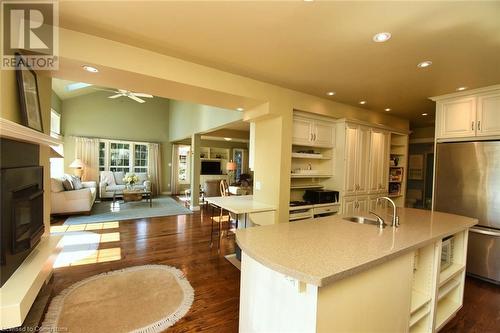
[434,141,500,284]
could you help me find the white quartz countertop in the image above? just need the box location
[236,208,477,287]
[204,195,276,214]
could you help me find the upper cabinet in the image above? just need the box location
[477,92,500,137]
[436,97,476,138]
[292,116,335,147]
[368,129,390,194]
[433,86,500,140]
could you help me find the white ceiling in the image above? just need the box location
[58,1,500,127]
[52,78,96,100]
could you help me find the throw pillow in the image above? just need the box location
[114,171,125,185]
[100,171,115,186]
[62,178,74,191]
[51,178,65,193]
[71,175,83,190]
[136,173,148,183]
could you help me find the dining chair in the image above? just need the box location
[210,180,232,251]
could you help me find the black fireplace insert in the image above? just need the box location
[1,139,44,287]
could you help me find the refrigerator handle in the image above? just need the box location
[471,121,474,131]
[470,227,500,237]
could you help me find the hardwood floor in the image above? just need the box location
[48,206,240,333]
[46,203,499,332]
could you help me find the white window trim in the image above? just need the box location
[99,139,150,174]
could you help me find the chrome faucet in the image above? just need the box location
[369,211,387,229]
[376,196,400,227]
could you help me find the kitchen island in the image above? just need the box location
[236,208,477,333]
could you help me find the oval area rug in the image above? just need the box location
[41,265,194,333]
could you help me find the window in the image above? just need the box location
[99,140,149,174]
[50,109,61,138]
[110,142,130,172]
[178,145,190,184]
[134,144,148,173]
[49,109,64,178]
[99,142,106,171]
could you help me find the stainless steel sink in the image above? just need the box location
[343,216,380,226]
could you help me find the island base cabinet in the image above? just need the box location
[239,252,414,333]
[316,252,414,333]
[239,252,319,333]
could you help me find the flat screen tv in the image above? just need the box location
[201,160,221,175]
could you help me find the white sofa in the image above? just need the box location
[51,178,97,215]
[99,171,151,199]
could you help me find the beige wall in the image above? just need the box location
[169,100,243,141]
[1,69,53,234]
[60,91,172,192]
[410,126,435,140]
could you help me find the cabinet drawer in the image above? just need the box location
[313,204,340,215]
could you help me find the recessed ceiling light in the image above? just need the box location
[384,108,391,112]
[422,113,428,116]
[303,0,314,2]
[359,100,367,105]
[456,86,467,91]
[373,32,391,43]
[417,61,433,68]
[236,107,244,111]
[82,65,99,73]
[327,91,336,96]
[224,137,232,141]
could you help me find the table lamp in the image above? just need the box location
[226,161,237,185]
[69,158,85,178]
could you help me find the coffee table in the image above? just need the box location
[113,190,153,207]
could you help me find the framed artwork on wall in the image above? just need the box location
[15,53,44,133]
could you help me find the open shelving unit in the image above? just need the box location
[407,230,469,333]
[388,132,408,207]
[434,231,467,331]
[409,243,435,333]
[290,143,335,203]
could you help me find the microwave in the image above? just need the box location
[303,190,339,204]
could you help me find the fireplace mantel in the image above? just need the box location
[0,118,62,146]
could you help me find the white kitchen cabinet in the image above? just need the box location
[436,97,476,139]
[292,116,334,147]
[477,92,500,136]
[433,87,500,140]
[313,120,335,147]
[292,117,313,146]
[344,123,370,196]
[368,129,390,194]
[342,196,357,215]
[342,195,368,215]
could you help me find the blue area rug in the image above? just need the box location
[64,196,192,225]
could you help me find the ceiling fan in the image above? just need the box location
[107,89,153,103]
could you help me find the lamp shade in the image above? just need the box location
[226,161,237,171]
[69,159,85,168]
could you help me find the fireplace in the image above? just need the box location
[1,138,44,287]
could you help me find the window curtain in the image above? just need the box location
[148,143,162,196]
[75,137,100,182]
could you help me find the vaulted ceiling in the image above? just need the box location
[58,1,500,127]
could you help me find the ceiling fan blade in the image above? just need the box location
[132,93,153,98]
[108,94,123,99]
[128,95,145,103]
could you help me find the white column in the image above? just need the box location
[189,133,201,210]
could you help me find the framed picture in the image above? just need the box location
[409,154,424,180]
[15,53,44,132]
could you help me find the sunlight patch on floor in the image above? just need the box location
[50,221,120,233]
[55,248,122,268]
